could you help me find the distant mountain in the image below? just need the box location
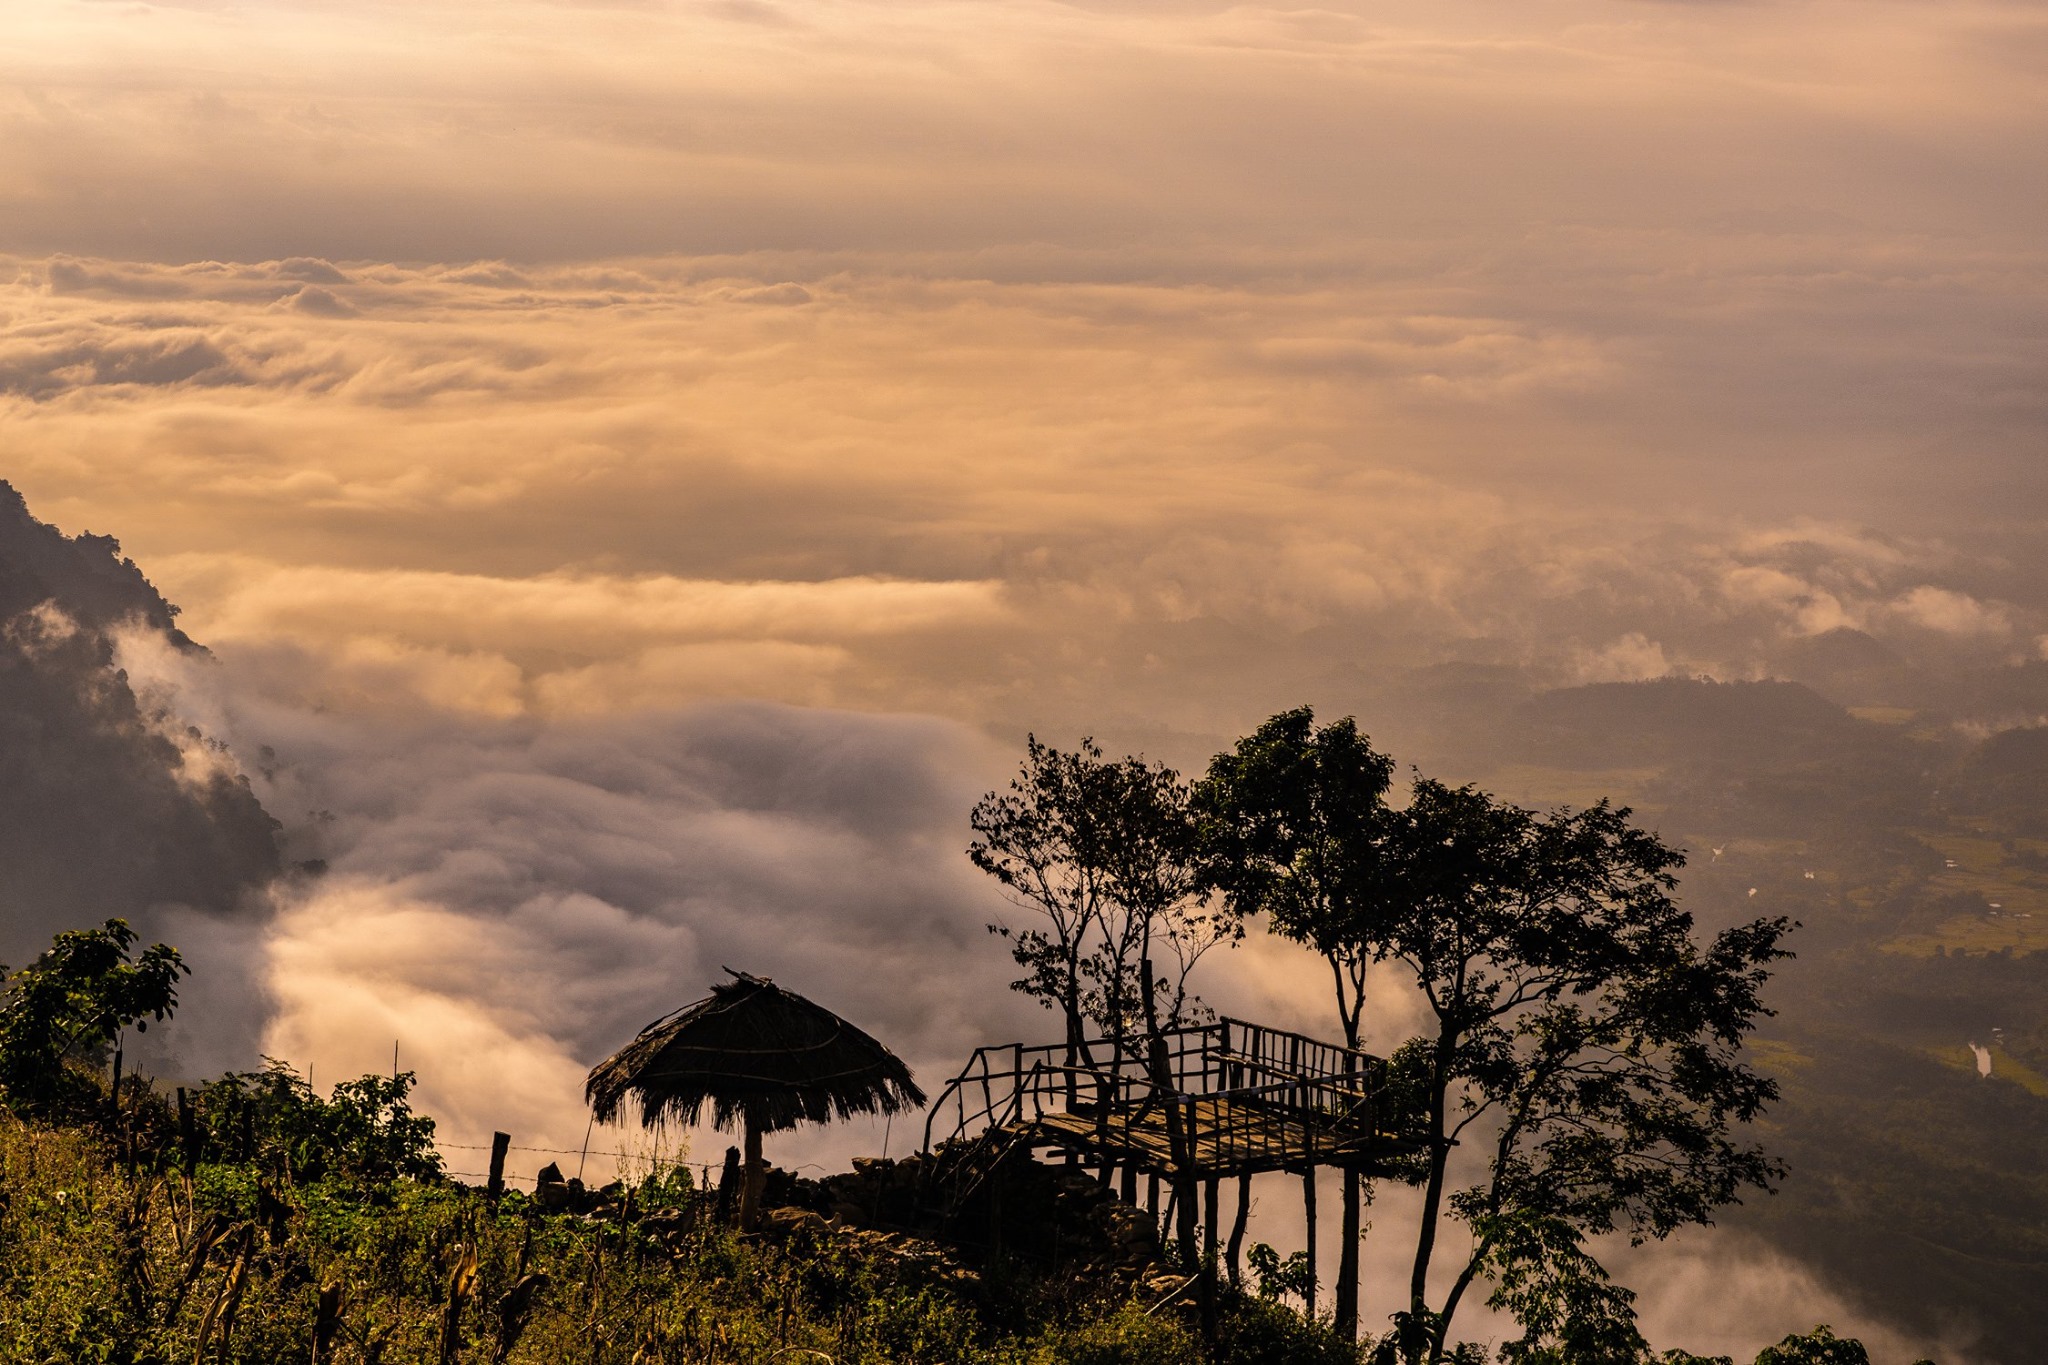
[0,481,280,968]
[1453,673,2047,1361]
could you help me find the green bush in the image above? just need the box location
[1752,1325,1873,1365]
[1029,1302,1193,1365]
[191,1059,441,1186]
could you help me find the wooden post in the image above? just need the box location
[1226,1172,1251,1286]
[1201,1175,1221,1354]
[716,1146,742,1223]
[1203,1178,1220,1264]
[1302,1168,1318,1320]
[177,1086,199,1178]
[740,1118,765,1230]
[487,1132,511,1205]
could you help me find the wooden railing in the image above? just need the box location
[921,1017,1389,1167]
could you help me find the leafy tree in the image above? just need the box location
[1480,1211,1647,1365]
[1750,1326,1871,1365]
[1200,706,1398,1337]
[194,1058,441,1186]
[1246,1242,1316,1309]
[1375,779,1789,1364]
[971,737,1238,1268]
[970,737,1124,1086]
[0,918,185,1118]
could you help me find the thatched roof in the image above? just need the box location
[585,970,927,1133]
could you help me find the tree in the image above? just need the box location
[1376,779,1789,1364]
[195,1058,442,1186]
[1091,749,1239,1269]
[1750,1326,1872,1365]
[970,736,1122,1090]
[0,918,186,1119]
[970,738,1239,1271]
[1200,706,1398,1337]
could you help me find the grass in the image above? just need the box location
[0,1112,1362,1365]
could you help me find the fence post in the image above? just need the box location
[487,1132,511,1204]
[176,1086,199,1178]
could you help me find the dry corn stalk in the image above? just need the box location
[190,1225,253,1365]
[439,1241,480,1365]
[311,1281,343,1364]
[491,1271,550,1364]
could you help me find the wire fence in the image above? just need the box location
[432,1139,832,1183]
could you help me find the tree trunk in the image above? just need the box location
[1336,1169,1360,1338]
[740,1118,765,1231]
[1406,1043,1455,1364]
[1302,1168,1318,1320]
[1337,972,1366,1340]
[1225,1173,1251,1286]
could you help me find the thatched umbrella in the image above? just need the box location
[586,970,926,1228]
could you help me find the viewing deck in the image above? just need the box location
[922,1017,1417,1180]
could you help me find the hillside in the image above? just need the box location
[1454,678,2048,1362]
[0,482,280,968]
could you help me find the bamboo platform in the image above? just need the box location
[1011,1098,1410,1178]
[924,1018,1417,1182]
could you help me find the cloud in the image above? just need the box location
[122,621,1032,1146]
[1889,584,2011,638]
[280,284,357,317]
[1573,632,1674,684]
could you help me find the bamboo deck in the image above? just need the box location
[1006,1098,1412,1178]
[925,1017,1419,1182]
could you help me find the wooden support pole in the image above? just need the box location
[1202,1176,1221,1353]
[487,1131,511,1205]
[1302,1168,1319,1320]
[1203,1178,1220,1265]
[740,1119,765,1231]
[716,1146,742,1224]
[1226,1172,1251,1287]
[1336,1167,1361,1339]
[176,1086,199,1178]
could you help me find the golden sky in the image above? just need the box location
[1,7,2038,1351]
[4,0,2044,747]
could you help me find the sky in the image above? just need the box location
[2,0,2044,1356]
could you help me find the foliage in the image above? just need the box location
[970,737,1241,1265]
[1199,705,1399,1336]
[1028,1303,1194,1365]
[1369,780,1791,1363]
[1245,1241,1314,1309]
[1750,1326,1871,1365]
[1199,706,1397,1048]
[970,736,1122,1065]
[971,737,1237,1057]
[1478,1212,1647,1365]
[1215,1294,1366,1365]
[0,918,185,1119]
[0,1107,1396,1365]
[192,1058,442,1186]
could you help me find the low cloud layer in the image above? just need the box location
[5,254,2047,779]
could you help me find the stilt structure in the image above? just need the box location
[922,1016,1416,1334]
